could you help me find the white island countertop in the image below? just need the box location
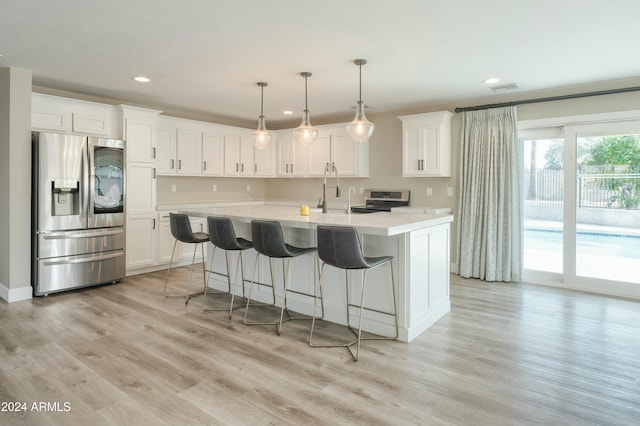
[182,205,453,237]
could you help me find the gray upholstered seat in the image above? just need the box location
[203,217,253,317]
[163,213,209,304]
[244,220,323,335]
[310,225,398,361]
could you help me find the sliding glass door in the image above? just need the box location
[522,120,640,297]
[571,124,640,285]
[521,129,564,278]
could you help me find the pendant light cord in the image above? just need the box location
[260,84,264,117]
[304,74,309,112]
[358,62,362,103]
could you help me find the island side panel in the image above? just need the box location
[406,222,451,342]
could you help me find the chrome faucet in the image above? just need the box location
[347,187,356,214]
[319,162,340,213]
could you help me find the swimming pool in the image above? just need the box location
[524,228,640,282]
[525,228,640,258]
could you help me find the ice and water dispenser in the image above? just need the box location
[51,178,79,216]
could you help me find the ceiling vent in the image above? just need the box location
[490,83,519,92]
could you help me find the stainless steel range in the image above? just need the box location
[350,189,410,213]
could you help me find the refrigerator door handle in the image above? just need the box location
[82,137,90,222]
[42,229,124,239]
[42,251,124,266]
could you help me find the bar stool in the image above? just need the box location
[163,213,209,304]
[203,216,253,318]
[244,219,324,335]
[310,225,398,361]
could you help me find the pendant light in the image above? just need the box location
[252,82,271,150]
[346,59,374,143]
[293,72,318,146]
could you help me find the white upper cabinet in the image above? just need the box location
[32,93,118,137]
[156,126,177,173]
[224,131,255,176]
[176,128,201,174]
[306,124,369,177]
[306,131,332,176]
[119,106,161,213]
[276,131,307,177]
[201,127,225,176]
[121,106,160,164]
[253,136,276,177]
[156,116,204,176]
[399,111,453,177]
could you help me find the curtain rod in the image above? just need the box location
[454,85,640,113]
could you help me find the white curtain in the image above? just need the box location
[457,106,522,282]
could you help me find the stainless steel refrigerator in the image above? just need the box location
[32,132,126,296]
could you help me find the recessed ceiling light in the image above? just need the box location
[483,77,501,85]
[133,76,151,83]
[282,110,293,115]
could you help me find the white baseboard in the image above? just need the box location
[0,282,33,303]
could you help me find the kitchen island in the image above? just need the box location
[183,205,453,342]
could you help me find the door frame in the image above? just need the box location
[520,111,640,299]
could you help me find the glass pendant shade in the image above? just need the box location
[294,72,317,146]
[252,115,271,150]
[293,110,318,146]
[347,101,374,143]
[347,59,374,143]
[252,82,271,150]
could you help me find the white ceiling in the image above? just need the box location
[3,0,640,127]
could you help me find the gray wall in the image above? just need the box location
[4,70,640,300]
[0,67,32,300]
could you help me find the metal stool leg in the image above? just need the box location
[185,242,206,305]
[310,260,398,361]
[202,246,217,309]
[163,239,179,297]
[244,253,275,326]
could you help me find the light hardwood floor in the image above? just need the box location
[1,268,639,425]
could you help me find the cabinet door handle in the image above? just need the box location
[153,168,156,179]
[286,164,289,173]
[254,163,257,173]
[291,163,294,173]
[152,147,156,159]
[152,218,156,230]
[241,163,244,172]
[236,163,239,172]
[171,159,175,170]
[178,159,182,170]
[203,161,207,171]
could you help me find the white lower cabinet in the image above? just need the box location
[126,214,158,270]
